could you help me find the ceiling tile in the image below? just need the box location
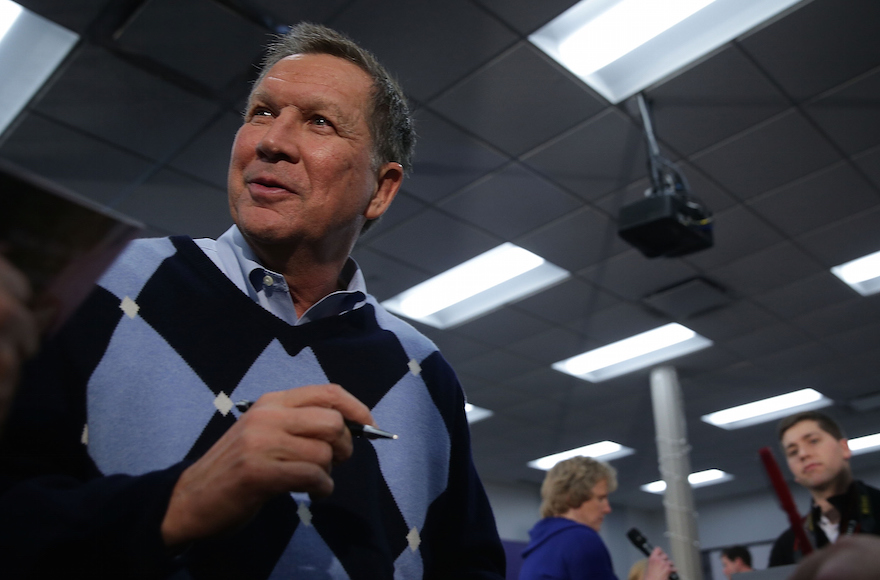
[430,42,606,156]
[360,191,428,244]
[751,342,836,377]
[249,0,351,27]
[367,208,500,274]
[452,348,544,384]
[682,205,784,270]
[797,205,880,267]
[348,246,428,302]
[472,0,579,35]
[721,322,810,360]
[114,168,231,238]
[691,110,842,200]
[514,276,619,326]
[739,0,880,101]
[580,249,698,301]
[649,45,789,156]
[332,0,517,101]
[748,161,880,237]
[17,0,109,34]
[452,307,553,349]
[507,326,598,365]
[439,162,582,239]
[568,302,667,344]
[523,109,645,201]
[824,320,880,357]
[403,108,508,204]
[517,207,631,273]
[793,295,880,340]
[754,271,857,320]
[805,67,880,156]
[0,113,153,207]
[685,299,777,342]
[168,111,240,189]
[33,45,220,161]
[853,146,880,189]
[708,241,822,296]
[114,0,268,91]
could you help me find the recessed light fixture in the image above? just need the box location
[849,433,880,456]
[528,441,635,471]
[701,388,832,430]
[831,249,880,297]
[640,469,732,494]
[552,323,712,383]
[381,243,569,329]
[464,403,494,424]
[529,0,805,103]
[0,0,79,136]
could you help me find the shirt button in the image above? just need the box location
[263,275,275,287]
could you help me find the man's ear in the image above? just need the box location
[365,162,403,221]
[841,438,852,461]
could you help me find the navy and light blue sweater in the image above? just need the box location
[0,235,505,579]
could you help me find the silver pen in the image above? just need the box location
[234,400,398,440]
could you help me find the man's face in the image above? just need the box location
[228,53,401,256]
[571,478,612,532]
[721,556,746,579]
[783,419,851,491]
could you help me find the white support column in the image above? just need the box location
[650,366,702,580]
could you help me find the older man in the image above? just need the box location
[769,411,880,566]
[520,456,674,580]
[0,23,504,579]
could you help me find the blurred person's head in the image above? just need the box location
[720,546,753,579]
[627,558,647,580]
[540,456,617,532]
[778,411,851,495]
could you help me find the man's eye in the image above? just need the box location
[312,116,333,128]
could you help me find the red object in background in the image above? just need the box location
[759,446,814,556]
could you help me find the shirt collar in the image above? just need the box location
[212,225,367,325]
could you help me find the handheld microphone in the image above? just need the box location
[626,528,679,580]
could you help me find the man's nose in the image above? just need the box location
[256,112,300,162]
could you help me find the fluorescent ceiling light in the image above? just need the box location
[0,1,78,136]
[849,433,880,456]
[640,469,733,494]
[552,323,712,383]
[528,441,635,471]
[831,249,880,296]
[701,388,832,430]
[464,403,494,424]
[0,0,22,41]
[381,243,569,329]
[530,0,805,103]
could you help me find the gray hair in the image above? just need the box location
[254,22,416,175]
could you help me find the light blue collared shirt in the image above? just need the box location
[194,225,368,326]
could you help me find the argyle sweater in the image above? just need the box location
[0,236,505,580]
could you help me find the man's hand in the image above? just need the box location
[787,536,880,580]
[160,383,374,547]
[0,256,38,425]
[644,547,675,580]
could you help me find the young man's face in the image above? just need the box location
[720,555,747,579]
[782,419,851,492]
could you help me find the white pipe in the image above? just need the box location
[650,366,702,580]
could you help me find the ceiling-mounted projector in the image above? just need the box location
[618,94,713,258]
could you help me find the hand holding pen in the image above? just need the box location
[161,383,384,547]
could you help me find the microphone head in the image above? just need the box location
[627,527,646,545]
